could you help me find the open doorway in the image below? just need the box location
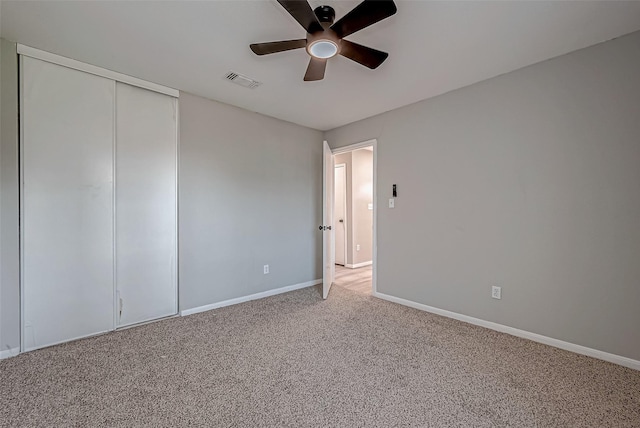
[332,144,374,295]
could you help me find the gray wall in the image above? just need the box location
[1,39,20,353]
[179,92,323,311]
[325,31,640,361]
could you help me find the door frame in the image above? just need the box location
[330,139,377,295]
[334,163,347,266]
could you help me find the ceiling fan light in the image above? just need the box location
[308,40,338,59]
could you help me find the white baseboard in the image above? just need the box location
[345,261,372,269]
[180,279,322,317]
[373,291,640,371]
[0,347,20,360]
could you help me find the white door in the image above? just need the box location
[322,141,335,299]
[334,164,347,265]
[22,57,115,351]
[115,83,178,327]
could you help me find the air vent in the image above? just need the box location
[224,71,262,89]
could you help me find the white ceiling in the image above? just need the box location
[2,1,640,131]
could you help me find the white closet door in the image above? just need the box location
[116,83,177,327]
[22,57,115,351]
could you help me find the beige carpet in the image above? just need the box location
[1,284,639,427]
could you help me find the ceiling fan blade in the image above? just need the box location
[304,57,327,81]
[250,39,307,55]
[339,40,389,69]
[277,0,323,34]
[330,0,397,39]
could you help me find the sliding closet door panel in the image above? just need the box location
[22,57,114,351]
[116,83,177,327]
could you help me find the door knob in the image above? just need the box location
[327,226,332,230]
[319,225,324,230]
[339,219,344,223]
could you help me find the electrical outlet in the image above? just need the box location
[356,244,360,251]
[389,198,395,208]
[263,264,269,274]
[491,286,502,300]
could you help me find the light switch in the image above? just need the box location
[389,198,395,208]
[368,203,373,210]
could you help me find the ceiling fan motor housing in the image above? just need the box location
[307,5,340,58]
[314,5,336,25]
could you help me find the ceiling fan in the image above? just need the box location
[250,0,397,81]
